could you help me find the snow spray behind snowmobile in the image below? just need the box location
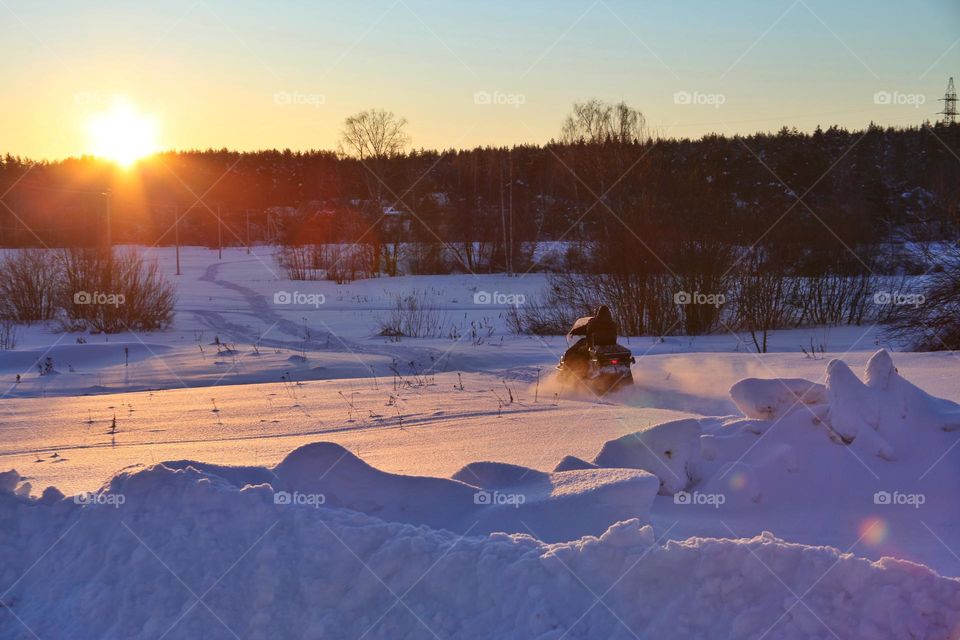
[556,306,635,394]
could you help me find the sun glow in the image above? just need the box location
[87,98,159,167]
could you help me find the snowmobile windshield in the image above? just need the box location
[568,315,593,336]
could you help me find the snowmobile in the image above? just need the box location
[557,314,635,394]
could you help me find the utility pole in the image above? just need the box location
[174,205,181,276]
[509,149,514,277]
[217,202,223,260]
[103,190,112,250]
[499,157,508,275]
[246,208,251,255]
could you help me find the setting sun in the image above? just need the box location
[86,98,159,167]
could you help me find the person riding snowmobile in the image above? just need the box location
[558,304,634,392]
[563,305,618,366]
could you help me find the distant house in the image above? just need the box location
[380,204,412,234]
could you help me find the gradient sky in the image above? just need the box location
[3,0,959,160]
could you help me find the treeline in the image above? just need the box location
[1,104,958,348]
[1,121,958,270]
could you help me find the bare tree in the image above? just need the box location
[340,109,411,275]
[341,109,410,160]
[733,249,801,353]
[560,99,648,145]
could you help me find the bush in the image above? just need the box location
[505,296,575,335]
[58,248,176,333]
[0,317,17,349]
[405,243,453,275]
[883,244,960,351]
[0,249,61,323]
[377,289,447,338]
[277,244,374,283]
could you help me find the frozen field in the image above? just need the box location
[3,247,960,639]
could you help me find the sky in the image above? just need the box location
[2,0,959,160]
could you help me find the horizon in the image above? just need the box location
[2,0,958,162]
[5,117,956,165]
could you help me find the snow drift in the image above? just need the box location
[589,350,960,502]
[2,460,960,640]
[152,442,659,543]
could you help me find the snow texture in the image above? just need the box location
[592,418,703,495]
[729,377,827,420]
[4,350,960,638]
[2,460,959,640]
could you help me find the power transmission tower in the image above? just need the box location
[938,77,957,124]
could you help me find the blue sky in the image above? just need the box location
[2,0,958,159]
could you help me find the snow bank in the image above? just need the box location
[163,442,658,543]
[2,463,959,640]
[729,377,826,420]
[592,418,702,495]
[590,350,960,519]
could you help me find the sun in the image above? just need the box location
[87,98,159,167]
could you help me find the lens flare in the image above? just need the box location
[728,470,749,492]
[859,517,889,547]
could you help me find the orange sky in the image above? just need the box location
[2,0,958,161]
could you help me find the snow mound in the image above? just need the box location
[2,467,959,640]
[820,351,960,459]
[729,377,826,419]
[0,469,21,493]
[592,418,702,494]
[449,459,660,542]
[552,455,597,472]
[591,350,960,519]
[149,443,657,543]
[452,460,550,488]
[865,349,960,432]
